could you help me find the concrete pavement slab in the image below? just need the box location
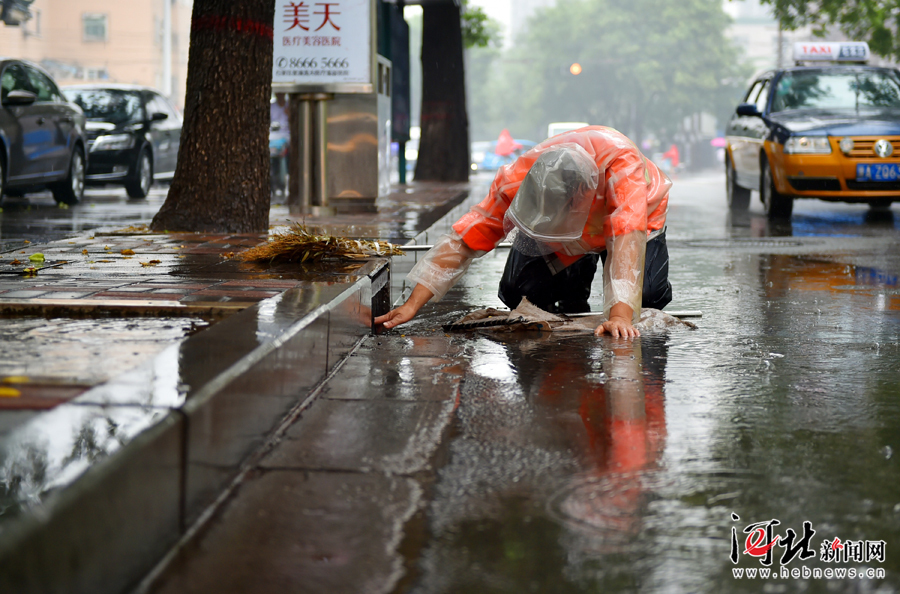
[261,398,456,474]
[148,471,420,594]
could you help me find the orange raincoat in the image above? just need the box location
[406,126,671,320]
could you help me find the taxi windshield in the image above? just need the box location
[770,69,900,114]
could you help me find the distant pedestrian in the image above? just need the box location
[270,93,289,132]
[375,126,673,338]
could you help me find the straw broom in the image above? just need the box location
[240,223,405,263]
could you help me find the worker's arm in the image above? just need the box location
[597,150,650,337]
[374,231,483,330]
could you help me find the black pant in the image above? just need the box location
[498,230,673,314]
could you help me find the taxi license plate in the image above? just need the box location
[856,163,900,181]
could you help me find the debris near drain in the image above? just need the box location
[240,223,405,263]
[444,298,698,333]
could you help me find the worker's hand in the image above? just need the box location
[375,303,419,330]
[594,316,640,338]
[374,284,435,331]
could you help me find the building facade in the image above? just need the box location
[0,0,192,108]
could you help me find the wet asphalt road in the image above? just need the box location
[0,186,168,252]
[387,171,900,593]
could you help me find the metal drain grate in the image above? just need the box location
[680,238,807,249]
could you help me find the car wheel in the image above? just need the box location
[760,159,793,219]
[125,149,153,199]
[51,146,85,206]
[726,154,750,211]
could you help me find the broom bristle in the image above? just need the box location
[240,223,405,263]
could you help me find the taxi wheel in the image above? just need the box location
[761,160,793,219]
[726,156,750,211]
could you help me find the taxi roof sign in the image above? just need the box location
[793,41,870,64]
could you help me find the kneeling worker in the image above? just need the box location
[375,126,673,338]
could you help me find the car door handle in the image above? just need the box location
[37,117,45,125]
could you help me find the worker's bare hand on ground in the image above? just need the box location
[375,304,418,330]
[594,303,639,338]
[594,316,640,338]
[374,284,435,331]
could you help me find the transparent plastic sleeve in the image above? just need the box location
[602,229,646,323]
[406,231,486,301]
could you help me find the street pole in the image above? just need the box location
[777,19,783,69]
[163,0,172,98]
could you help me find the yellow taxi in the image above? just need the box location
[725,41,900,218]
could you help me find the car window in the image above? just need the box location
[147,94,180,122]
[65,88,144,124]
[744,81,763,104]
[771,69,900,113]
[1,63,35,102]
[24,66,61,102]
[754,79,770,113]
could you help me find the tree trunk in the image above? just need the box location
[414,3,469,182]
[150,0,275,233]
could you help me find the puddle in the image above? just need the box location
[0,317,210,386]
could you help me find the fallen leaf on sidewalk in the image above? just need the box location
[10,259,21,265]
[121,249,136,255]
[2,376,28,383]
[0,387,21,398]
[140,260,162,267]
[82,249,89,255]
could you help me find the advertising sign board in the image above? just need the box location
[272,0,374,93]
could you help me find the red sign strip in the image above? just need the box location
[192,15,274,40]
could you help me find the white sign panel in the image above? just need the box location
[273,0,372,89]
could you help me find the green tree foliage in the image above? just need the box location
[462,2,503,49]
[760,0,898,60]
[467,0,749,145]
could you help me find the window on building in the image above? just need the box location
[23,10,41,37]
[84,68,109,81]
[83,14,108,42]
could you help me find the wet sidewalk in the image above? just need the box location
[139,174,900,594]
[0,182,474,594]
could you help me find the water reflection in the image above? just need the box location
[414,335,671,591]
[727,206,900,240]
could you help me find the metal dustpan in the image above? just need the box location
[442,315,526,331]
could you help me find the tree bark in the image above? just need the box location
[414,3,469,182]
[150,0,275,233]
